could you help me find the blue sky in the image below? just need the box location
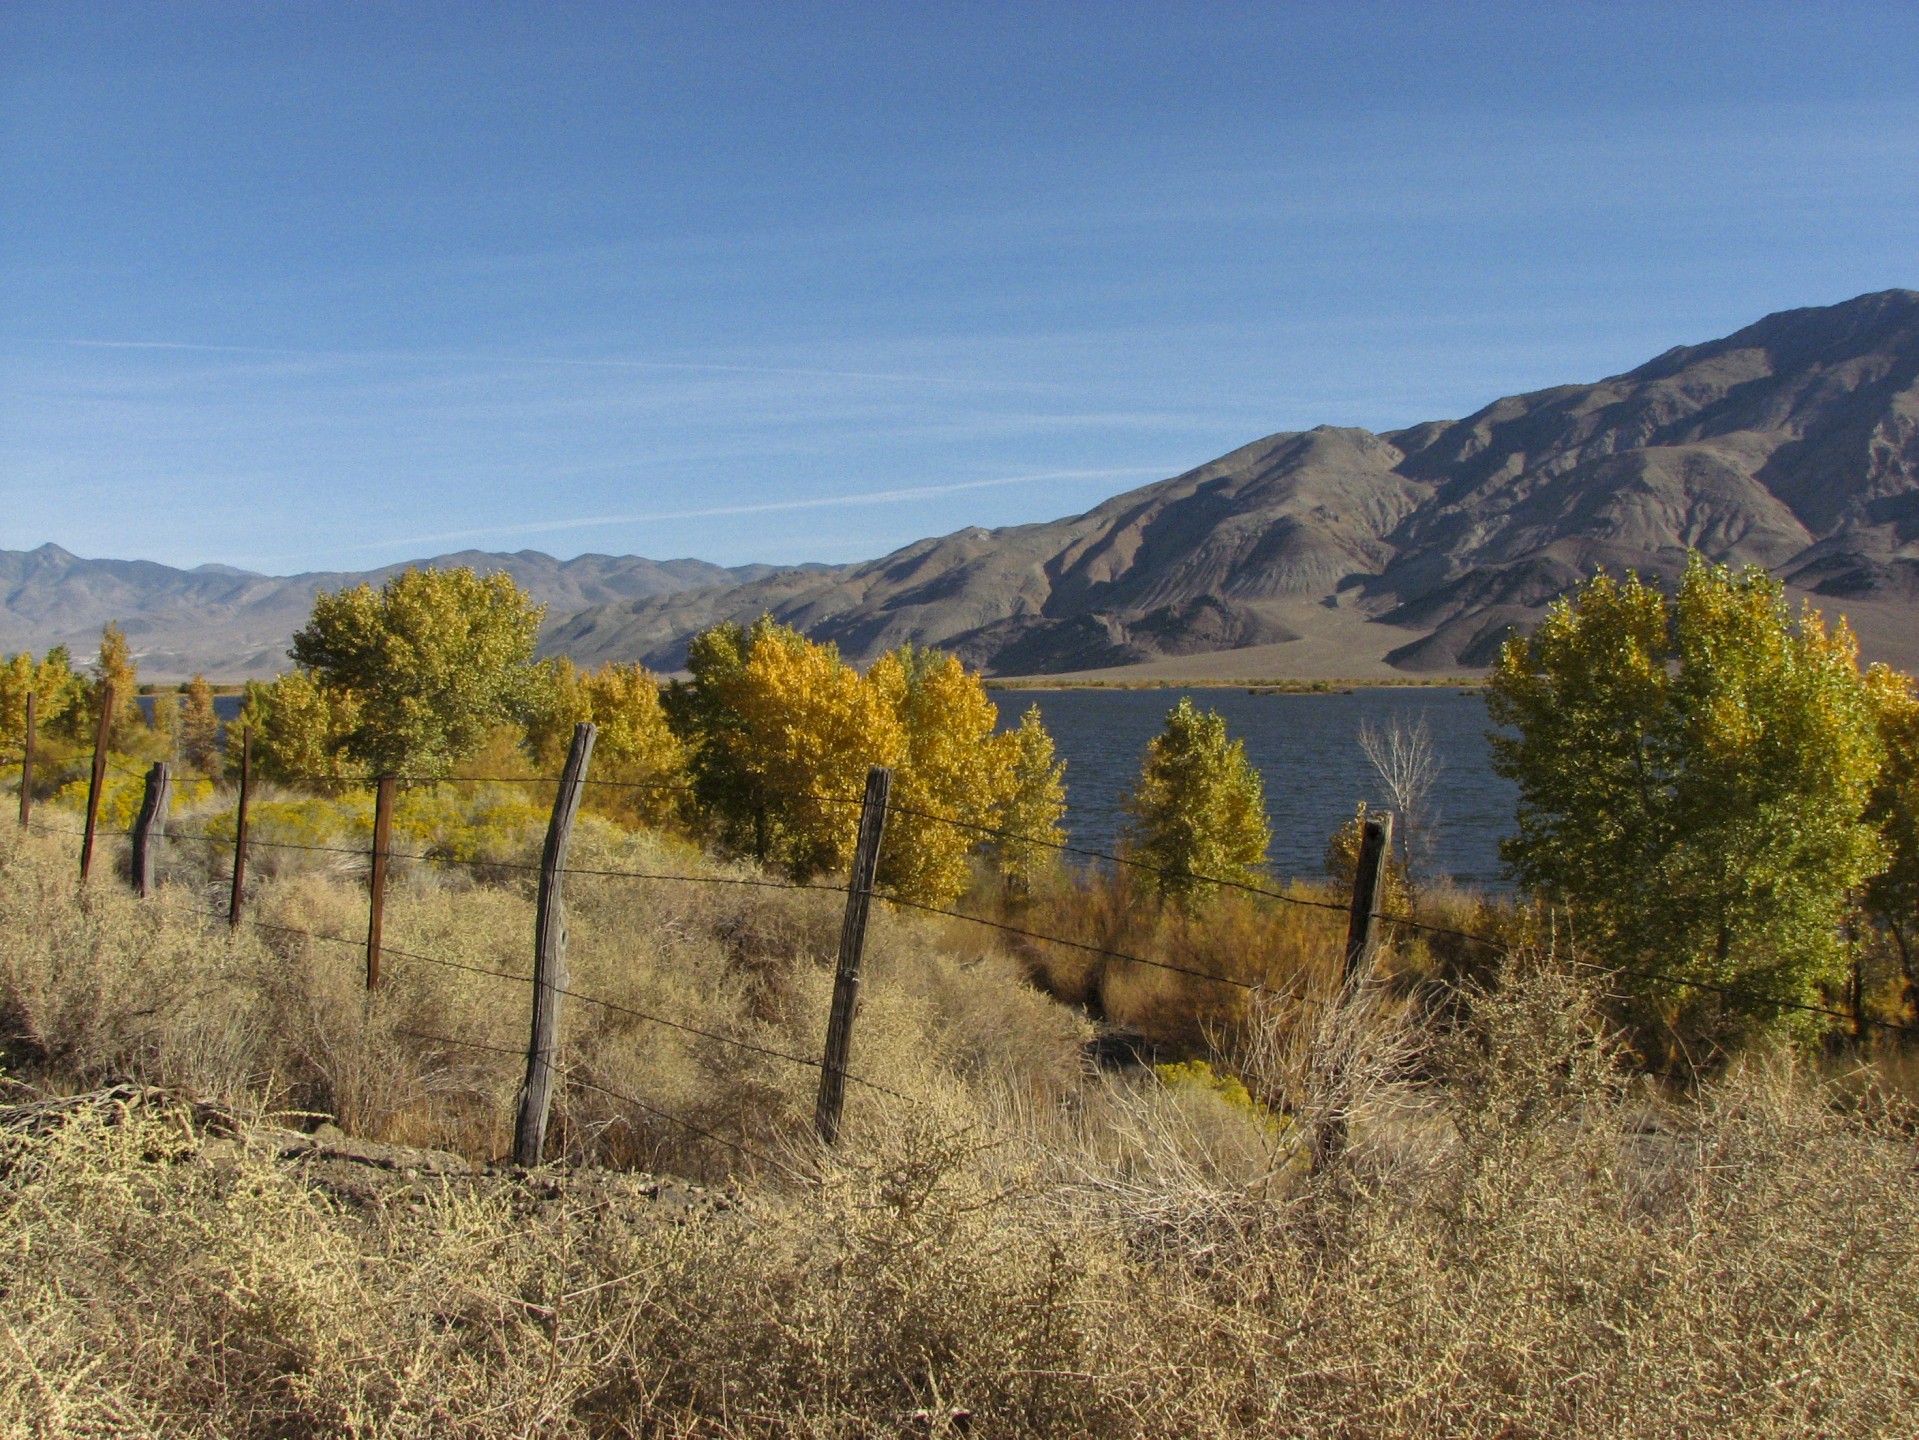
[3,2,1916,574]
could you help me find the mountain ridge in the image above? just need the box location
[543,288,1919,676]
[10,289,1918,680]
[0,545,820,679]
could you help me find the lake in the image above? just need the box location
[991,687,1517,888]
[189,686,1518,887]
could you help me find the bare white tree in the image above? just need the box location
[1358,713,1441,906]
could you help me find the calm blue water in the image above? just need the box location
[991,687,1516,888]
[134,695,248,724]
[172,689,1515,886]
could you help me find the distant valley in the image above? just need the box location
[10,289,1919,681]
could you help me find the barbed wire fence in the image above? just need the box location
[7,700,1915,1177]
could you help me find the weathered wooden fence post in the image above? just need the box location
[514,722,596,1168]
[814,764,892,1147]
[79,683,116,882]
[228,727,252,929]
[1340,811,1394,987]
[365,774,396,989]
[129,762,173,898]
[1314,809,1394,1172]
[17,691,34,830]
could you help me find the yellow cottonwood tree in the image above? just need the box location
[1863,664,1919,1017]
[180,674,222,774]
[723,625,905,878]
[869,645,1016,907]
[671,622,1066,903]
[528,658,687,826]
[66,624,143,749]
[236,670,364,790]
[1,649,83,744]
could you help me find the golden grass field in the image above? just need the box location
[3,797,1918,1437]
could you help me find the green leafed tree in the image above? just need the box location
[1122,696,1269,907]
[1486,556,1886,1038]
[994,703,1068,893]
[1862,665,1919,1017]
[288,567,544,780]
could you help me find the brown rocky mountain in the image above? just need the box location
[544,289,1919,676]
[13,290,1918,681]
[0,548,800,679]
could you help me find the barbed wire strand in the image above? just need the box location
[260,766,1353,916]
[149,815,1296,1015]
[34,796,1919,1043]
[807,789,1355,917]
[127,890,917,1104]
[386,1026,808,1180]
[873,890,1271,992]
[159,825,851,898]
[24,820,131,840]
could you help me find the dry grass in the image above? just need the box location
[988,862,1510,1059]
[4,822,1919,1436]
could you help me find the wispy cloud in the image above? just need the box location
[50,338,1042,390]
[262,466,1168,566]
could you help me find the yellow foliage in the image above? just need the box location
[528,659,687,828]
[394,786,551,865]
[200,793,375,852]
[53,767,216,832]
[242,670,364,790]
[1863,663,1919,1007]
[92,623,145,750]
[994,703,1067,893]
[870,647,1015,908]
[670,621,1069,903]
[1155,1058,1287,1133]
[724,629,905,878]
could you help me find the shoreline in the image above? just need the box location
[985,674,1486,693]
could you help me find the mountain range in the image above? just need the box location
[0,549,801,679]
[9,289,1919,681]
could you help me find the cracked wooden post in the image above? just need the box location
[129,762,173,898]
[815,764,892,1147]
[365,775,396,989]
[228,727,252,929]
[1341,811,1394,987]
[79,683,115,882]
[1316,809,1393,1172]
[514,722,597,1168]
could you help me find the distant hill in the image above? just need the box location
[0,547,807,679]
[544,289,1919,677]
[12,289,1919,680]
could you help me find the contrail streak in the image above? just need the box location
[259,467,1168,567]
[52,337,1039,389]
